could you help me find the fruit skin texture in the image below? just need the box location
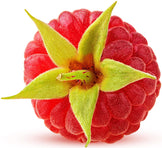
[24,9,161,143]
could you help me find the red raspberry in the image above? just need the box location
[24,10,160,143]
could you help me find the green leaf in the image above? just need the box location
[78,1,117,66]
[25,10,77,68]
[100,59,156,92]
[2,68,72,99]
[69,84,99,147]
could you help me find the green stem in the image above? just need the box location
[57,70,94,85]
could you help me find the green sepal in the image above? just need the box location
[100,59,156,92]
[69,84,99,147]
[25,10,77,68]
[78,1,117,66]
[2,68,72,99]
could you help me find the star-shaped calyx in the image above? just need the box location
[2,1,156,147]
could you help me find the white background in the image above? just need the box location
[0,0,162,148]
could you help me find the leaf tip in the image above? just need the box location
[140,70,157,80]
[24,9,28,14]
[110,1,117,9]
[85,137,91,147]
[25,9,37,23]
[25,9,32,18]
[148,74,157,80]
[1,95,16,100]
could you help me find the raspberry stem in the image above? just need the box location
[57,70,95,86]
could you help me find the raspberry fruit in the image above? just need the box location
[2,2,160,147]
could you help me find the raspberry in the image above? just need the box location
[22,9,161,144]
[0,3,152,146]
